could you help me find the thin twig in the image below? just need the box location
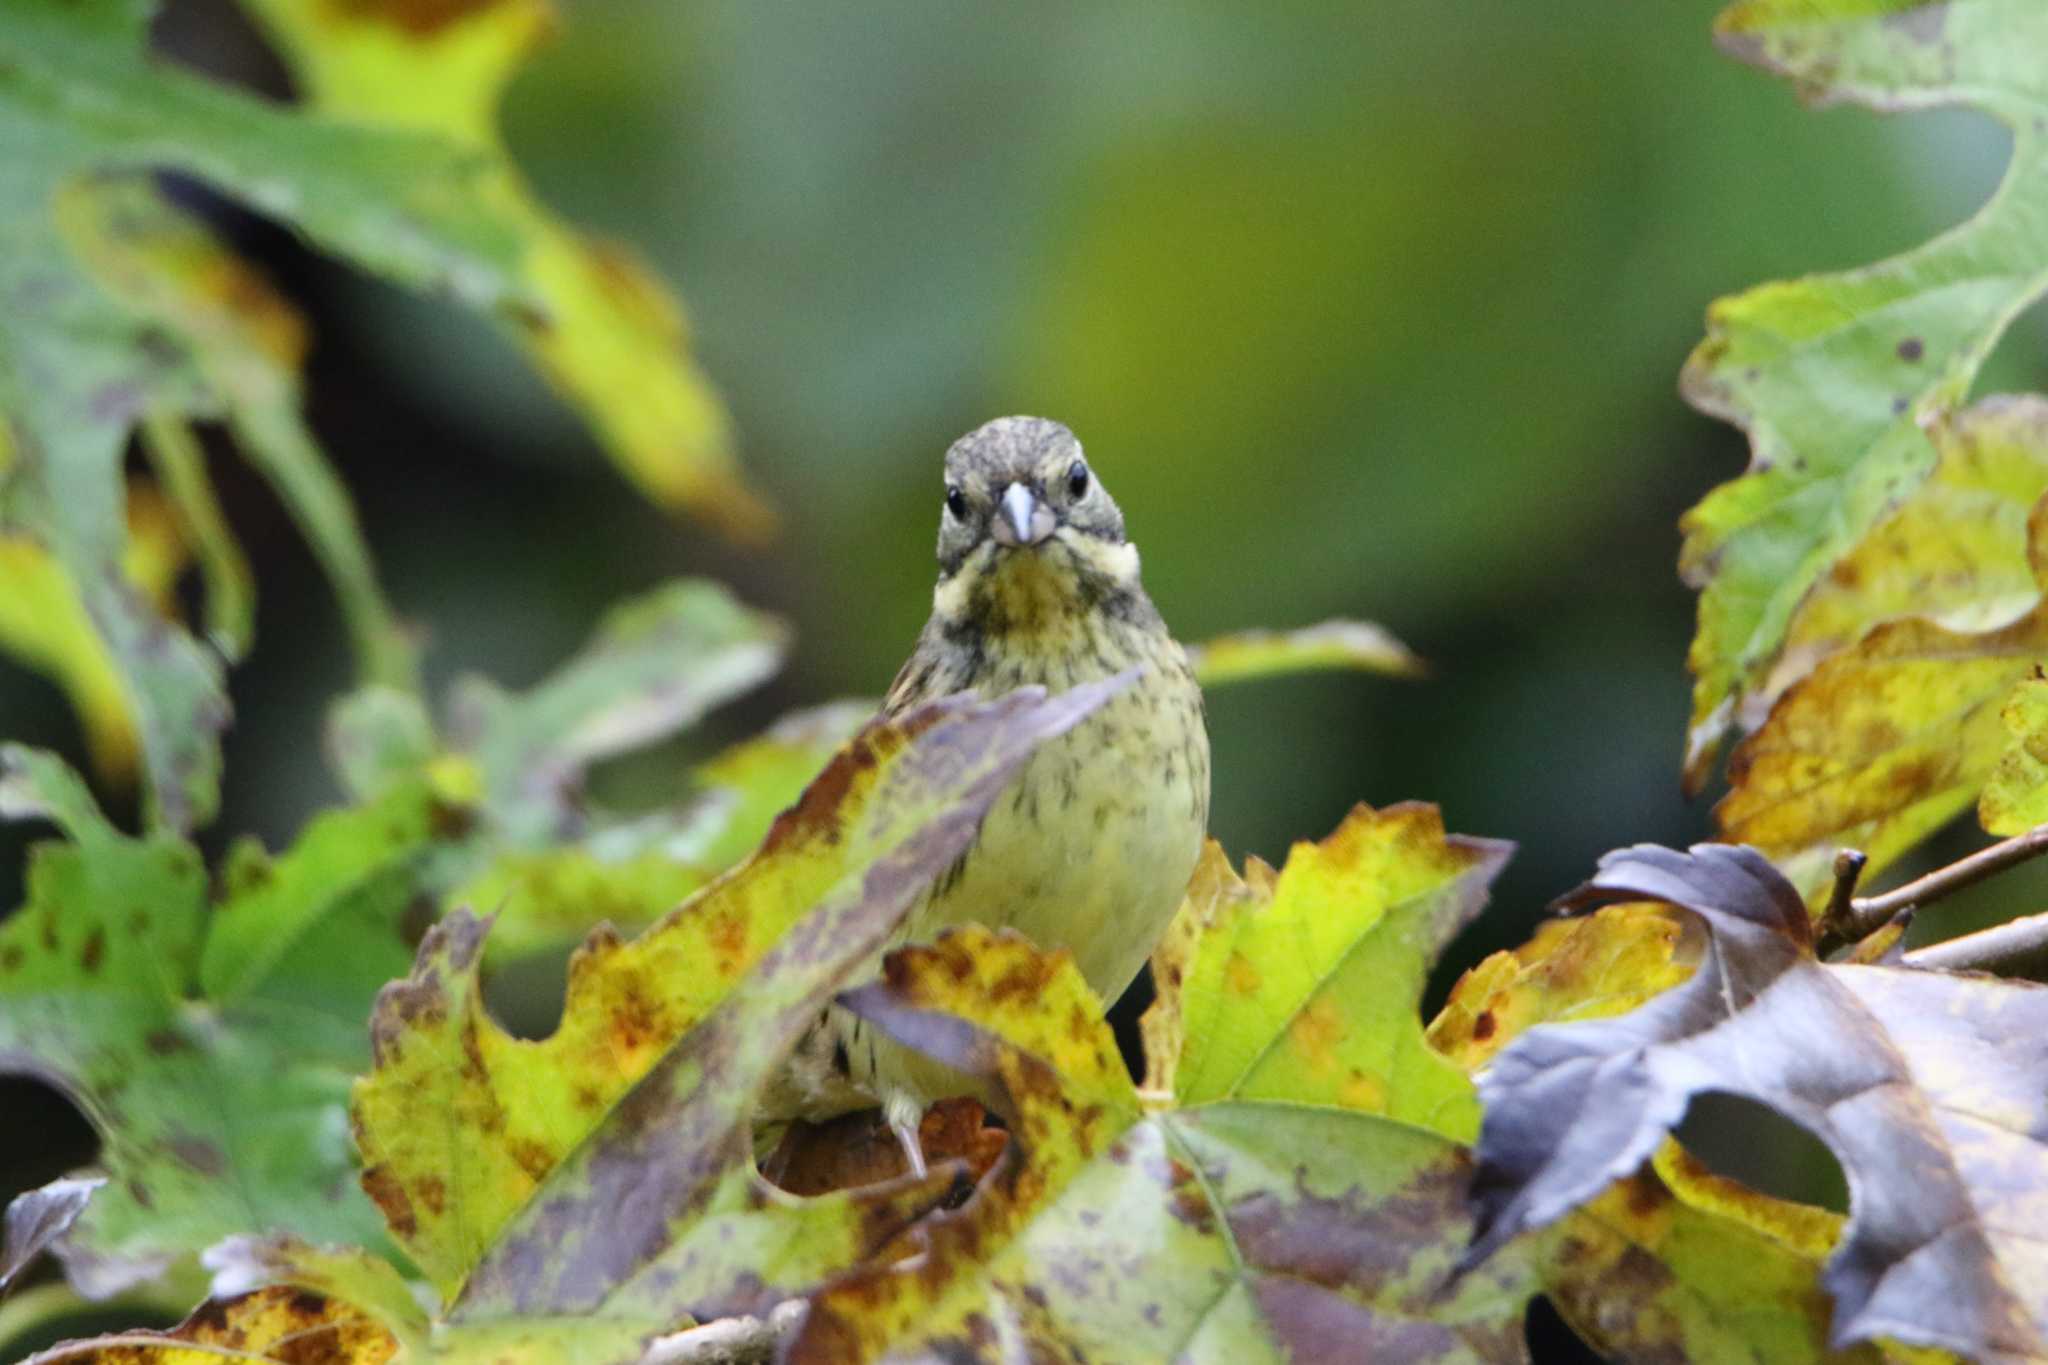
[1836,823,2048,940]
[1903,909,2048,980]
[1823,849,1867,938]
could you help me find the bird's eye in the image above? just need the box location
[945,486,968,520]
[1066,460,1089,499]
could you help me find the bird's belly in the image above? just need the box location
[917,681,1208,1003]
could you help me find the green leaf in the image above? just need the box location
[0,744,470,1294]
[354,682,1122,1306]
[444,699,865,960]
[0,484,185,789]
[1677,0,2048,790]
[0,0,531,823]
[450,579,789,843]
[56,177,417,695]
[198,775,464,1005]
[800,806,1531,1363]
[1147,805,1510,1138]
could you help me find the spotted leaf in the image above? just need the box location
[352,681,1125,1307]
[0,745,468,1295]
[799,806,1533,1364]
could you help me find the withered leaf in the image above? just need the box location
[1466,842,2048,1362]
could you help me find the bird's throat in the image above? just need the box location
[937,538,1137,640]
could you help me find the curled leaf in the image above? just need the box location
[1468,842,2048,1361]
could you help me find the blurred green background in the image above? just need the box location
[2,0,2040,1351]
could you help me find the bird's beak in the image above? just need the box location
[992,482,1057,548]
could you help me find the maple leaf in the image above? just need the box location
[350,680,1124,1316]
[795,805,1530,1364]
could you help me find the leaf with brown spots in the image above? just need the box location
[1678,0,2048,791]
[1428,902,1697,1073]
[1467,842,2048,1362]
[351,682,1123,1308]
[1716,414,2048,900]
[0,745,465,1295]
[1146,804,1513,1139]
[17,1285,398,1365]
[443,695,863,962]
[798,807,1537,1363]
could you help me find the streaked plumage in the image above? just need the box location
[766,416,1210,1159]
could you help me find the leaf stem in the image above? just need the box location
[1835,822,2048,940]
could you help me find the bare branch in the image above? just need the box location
[1836,823,2048,940]
[1904,910,2048,980]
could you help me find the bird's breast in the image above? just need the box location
[925,614,1211,1002]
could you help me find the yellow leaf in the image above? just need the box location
[1979,669,2048,835]
[0,481,187,786]
[237,0,773,539]
[1717,399,2048,900]
[20,1286,397,1365]
[1186,618,1424,686]
[1758,396,2048,727]
[1427,901,1697,1072]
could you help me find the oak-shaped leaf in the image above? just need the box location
[1466,842,2048,1362]
[351,679,1125,1315]
[1678,0,2048,789]
[0,743,472,1296]
[797,805,1533,1364]
[1717,397,2048,899]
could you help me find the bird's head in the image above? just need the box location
[930,417,1144,633]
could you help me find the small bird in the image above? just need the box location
[765,416,1211,1168]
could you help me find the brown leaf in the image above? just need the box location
[1467,842,2048,1362]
